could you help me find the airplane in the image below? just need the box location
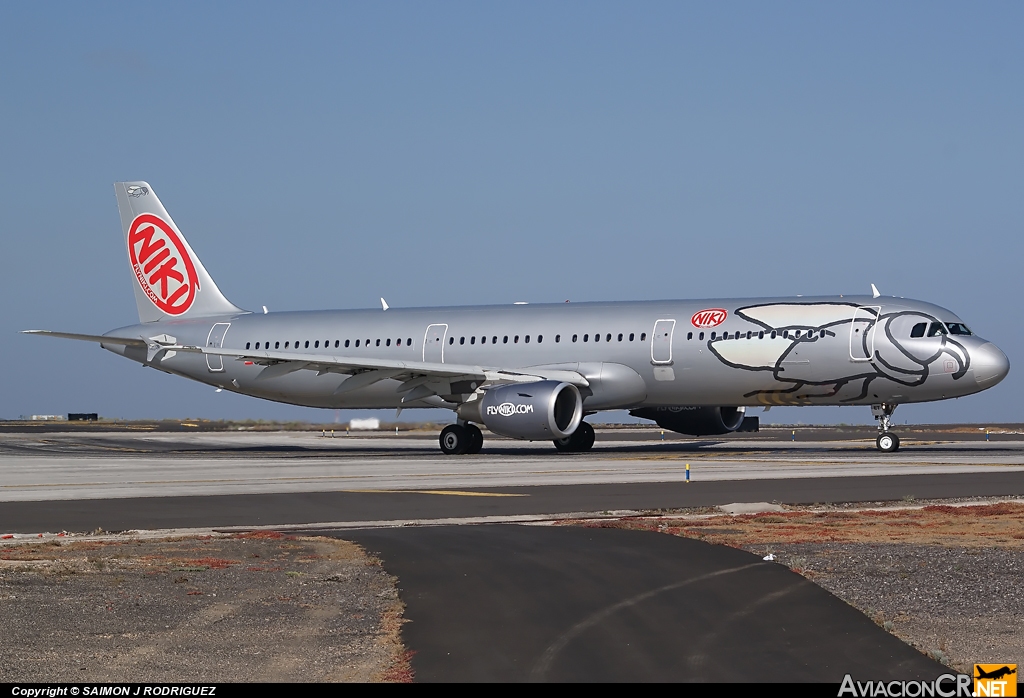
[24,181,1009,455]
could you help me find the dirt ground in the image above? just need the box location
[2,501,1021,681]
[0,533,411,683]
[563,499,1024,674]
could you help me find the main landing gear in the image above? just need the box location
[439,423,483,455]
[554,422,595,453]
[872,403,900,453]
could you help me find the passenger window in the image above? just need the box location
[255,342,260,349]
[594,333,600,343]
[618,333,623,341]
[304,341,310,348]
[313,341,318,348]
[345,340,350,348]
[285,342,290,349]
[480,336,486,344]
[386,338,391,347]
[782,331,789,339]
[397,338,402,346]
[699,332,704,340]
[555,335,560,343]
[795,330,801,338]
[525,335,530,343]
[246,342,251,349]
[275,341,280,349]
[572,334,578,342]
[758,331,764,339]
[746,331,752,339]
[640,333,646,341]
[687,332,692,340]
[928,323,947,337]
[629,333,635,341]
[503,336,508,344]
[460,337,465,345]
[607,334,612,342]
[376,339,381,347]
[538,335,543,343]
[770,331,776,339]
[710,332,716,340]
[583,334,589,342]
[407,338,412,346]
[449,337,455,345]
[818,330,825,338]
[514,335,519,343]
[355,339,360,347]
[911,323,926,338]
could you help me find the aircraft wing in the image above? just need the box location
[178,345,589,401]
[23,330,589,402]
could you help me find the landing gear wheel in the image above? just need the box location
[465,424,483,454]
[876,432,900,453]
[554,421,595,453]
[440,424,469,455]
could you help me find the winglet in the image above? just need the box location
[381,297,389,311]
[871,283,881,299]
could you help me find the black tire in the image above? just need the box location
[577,422,595,451]
[465,424,483,454]
[876,432,900,453]
[553,421,595,453]
[440,424,469,455]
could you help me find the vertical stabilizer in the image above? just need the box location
[114,181,246,323]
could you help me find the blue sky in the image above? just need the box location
[2,2,1022,425]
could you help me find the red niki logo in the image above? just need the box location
[691,308,728,328]
[127,214,200,315]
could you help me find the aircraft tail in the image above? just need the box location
[114,181,246,323]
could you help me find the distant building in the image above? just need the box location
[349,418,381,430]
[68,413,99,421]
[30,415,65,421]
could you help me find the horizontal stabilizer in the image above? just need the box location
[21,330,147,347]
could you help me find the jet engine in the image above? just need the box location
[458,381,583,441]
[630,406,747,436]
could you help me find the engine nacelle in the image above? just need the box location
[459,381,583,441]
[630,406,747,436]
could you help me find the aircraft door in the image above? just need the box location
[423,324,448,363]
[206,322,230,372]
[651,319,676,364]
[849,306,880,362]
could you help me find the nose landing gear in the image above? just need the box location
[872,403,900,453]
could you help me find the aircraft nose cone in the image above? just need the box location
[973,342,1010,389]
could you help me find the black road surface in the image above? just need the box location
[0,471,1022,534]
[344,525,944,682]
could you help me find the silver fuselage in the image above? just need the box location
[100,295,1009,413]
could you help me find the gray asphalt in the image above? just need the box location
[1,471,1022,533]
[345,525,945,682]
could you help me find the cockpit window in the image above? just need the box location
[927,322,948,337]
[945,322,972,336]
[910,323,926,338]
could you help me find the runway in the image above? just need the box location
[1,431,1023,533]
[1,430,1017,682]
[1,431,1023,503]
